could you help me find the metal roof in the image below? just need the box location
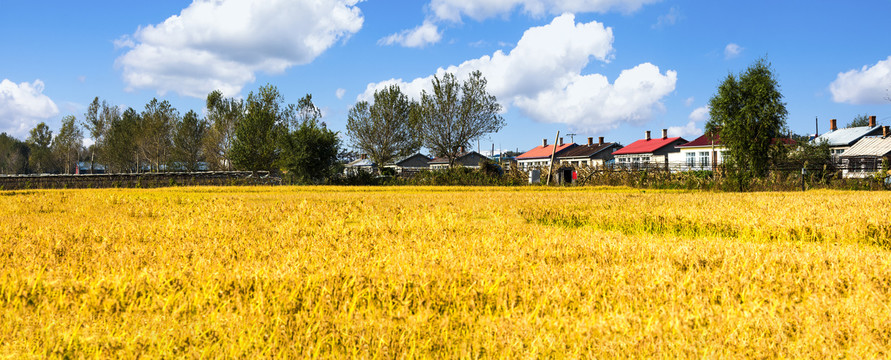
[612,137,686,155]
[811,126,883,147]
[839,137,891,157]
[516,143,576,160]
[345,158,375,167]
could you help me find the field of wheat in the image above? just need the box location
[1,186,890,357]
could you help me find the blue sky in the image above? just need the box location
[2,0,890,153]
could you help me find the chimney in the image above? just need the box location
[558,137,564,146]
[587,137,593,146]
[830,119,837,131]
[598,137,604,146]
[645,131,651,141]
[884,126,889,138]
[662,129,668,139]
[360,154,366,160]
[869,115,877,128]
[542,138,548,147]
[459,146,466,153]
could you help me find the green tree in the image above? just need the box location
[419,71,504,166]
[346,85,421,167]
[231,84,286,173]
[26,122,57,173]
[53,115,83,174]
[205,90,243,170]
[172,110,209,171]
[0,133,30,174]
[847,114,870,128]
[706,57,788,189]
[83,97,105,173]
[139,98,178,171]
[104,108,140,173]
[277,94,341,184]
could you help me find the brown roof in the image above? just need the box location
[557,142,619,158]
[428,151,484,164]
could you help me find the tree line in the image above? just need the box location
[0,71,506,183]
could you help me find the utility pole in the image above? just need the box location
[546,131,560,186]
[815,116,819,137]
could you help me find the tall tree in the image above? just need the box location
[83,97,105,173]
[139,98,178,171]
[26,122,56,173]
[231,84,286,173]
[277,94,341,183]
[706,57,788,189]
[53,115,83,174]
[82,98,121,173]
[104,108,140,173]
[419,71,504,165]
[847,113,870,128]
[205,90,243,170]
[172,110,209,171]
[346,85,420,167]
[0,133,30,174]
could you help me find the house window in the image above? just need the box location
[699,151,710,168]
[686,152,695,168]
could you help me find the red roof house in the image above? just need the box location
[516,138,577,170]
[613,129,687,170]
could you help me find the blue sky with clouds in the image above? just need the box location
[2,0,890,153]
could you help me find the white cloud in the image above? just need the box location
[430,0,660,22]
[379,21,442,48]
[336,88,346,99]
[829,56,891,105]
[689,106,709,122]
[669,105,708,139]
[0,79,60,138]
[724,43,743,59]
[360,14,677,133]
[116,0,364,98]
[684,96,695,107]
[652,6,681,29]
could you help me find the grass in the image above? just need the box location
[1,186,890,357]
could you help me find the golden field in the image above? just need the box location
[1,186,890,358]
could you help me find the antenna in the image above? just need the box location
[566,133,577,143]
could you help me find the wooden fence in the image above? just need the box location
[0,171,280,190]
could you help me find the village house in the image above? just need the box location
[612,129,687,170]
[516,138,576,171]
[670,132,725,171]
[556,137,621,168]
[811,116,884,160]
[838,126,891,178]
[427,150,489,170]
[668,132,797,172]
[384,153,431,174]
[343,154,375,176]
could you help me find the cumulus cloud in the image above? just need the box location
[116,0,364,98]
[724,43,743,59]
[379,21,442,48]
[684,96,695,107]
[430,0,660,22]
[360,14,677,133]
[0,79,59,138]
[669,105,708,138]
[829,56,891,105]
[336,88,346,99]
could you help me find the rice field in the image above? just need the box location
[1,186,890,358]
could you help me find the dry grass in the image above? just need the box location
[1,186,890,358]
